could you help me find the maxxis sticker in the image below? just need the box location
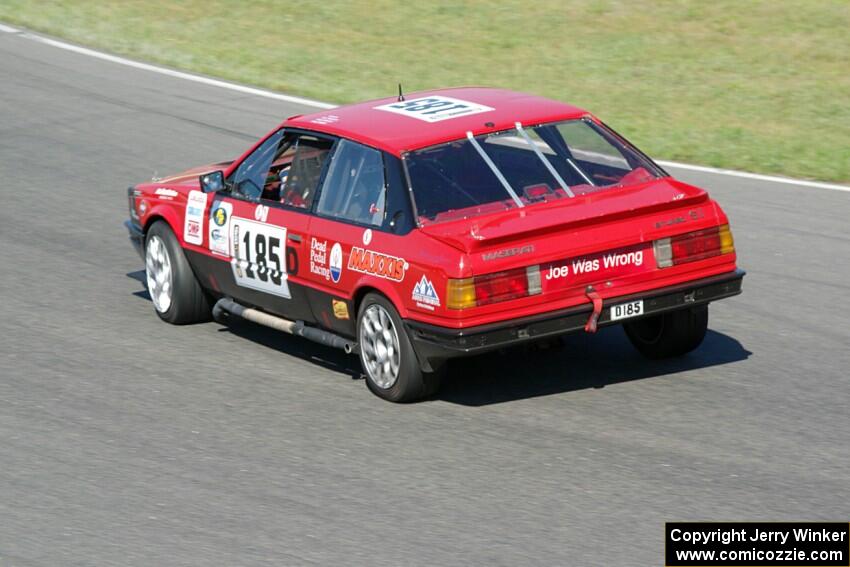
[347,247,407,282]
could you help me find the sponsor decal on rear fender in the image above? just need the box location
[347,247,407,282]
[412,275,441,310]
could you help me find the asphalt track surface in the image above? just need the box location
[1,29,848,566]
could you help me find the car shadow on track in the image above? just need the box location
[128,270,152,301]
[128,270,361,379]
[436,326,751,406]
[127,271,750,404]
[216,317,363,379]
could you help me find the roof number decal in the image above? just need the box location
[374,96,494,123]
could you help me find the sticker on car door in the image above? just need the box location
[208,200,233,257]
[230,217,290,299]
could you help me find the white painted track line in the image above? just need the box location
[657,161,850,193]
[2,21,848,193]
[0,22,334,110]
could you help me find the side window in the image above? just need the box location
[229,130,332,209]
[231,130,285,200]
[316,139,386,227]
[279,136,333,209]
[556,121,630,171]
[384,153,415,234]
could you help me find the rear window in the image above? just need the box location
[404,119,664,224]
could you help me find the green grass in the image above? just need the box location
[2,1,848,182]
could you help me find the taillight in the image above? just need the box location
[446,278,476,310]
[446,266,542,310]
[655,224,735,268]
[718,224,735,254]
[475,267,529,304]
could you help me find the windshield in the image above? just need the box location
[404,119,664,224]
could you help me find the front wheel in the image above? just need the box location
[623,305,708,359]
[357,293,441,402]
[145,221,211,325]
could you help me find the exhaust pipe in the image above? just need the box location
[213,298,357,354]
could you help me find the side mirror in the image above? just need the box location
[199,170,225,193]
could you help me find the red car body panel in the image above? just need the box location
[128,87,741,356]
[284,87,588,156]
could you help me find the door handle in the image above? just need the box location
[288,233,302,243]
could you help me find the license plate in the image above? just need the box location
[610,300,644,321]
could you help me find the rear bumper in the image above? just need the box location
[405,268,744,370]
[125,219,145,259]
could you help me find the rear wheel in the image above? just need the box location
[623,305,708,359]
[145,221,211,324]
[357,293,441,402]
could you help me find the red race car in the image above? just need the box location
[126,87,744,402]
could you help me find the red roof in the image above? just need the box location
[285,87,588,156]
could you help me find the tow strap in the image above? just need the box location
[584,286,603,333]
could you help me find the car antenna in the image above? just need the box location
[398,83,405,102]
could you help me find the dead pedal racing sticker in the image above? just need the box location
[230,217,290,299]
[412,275,440,309]
[310,239,343,283]
[183,190,207,245]
[348,247,407,282]
[374,96,494,123]
[208,201,232,257]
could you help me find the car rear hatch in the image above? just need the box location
[418,177,736,318]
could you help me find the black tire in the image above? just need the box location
[144,221,211,325]
[623,305,708,359]
[357,292,441,402]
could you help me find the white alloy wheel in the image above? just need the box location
[145,234,173,313]
[359,303,401,389]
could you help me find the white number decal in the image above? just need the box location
[374,96,494,123]
[230,217,290,298]
[254,204,270,222]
